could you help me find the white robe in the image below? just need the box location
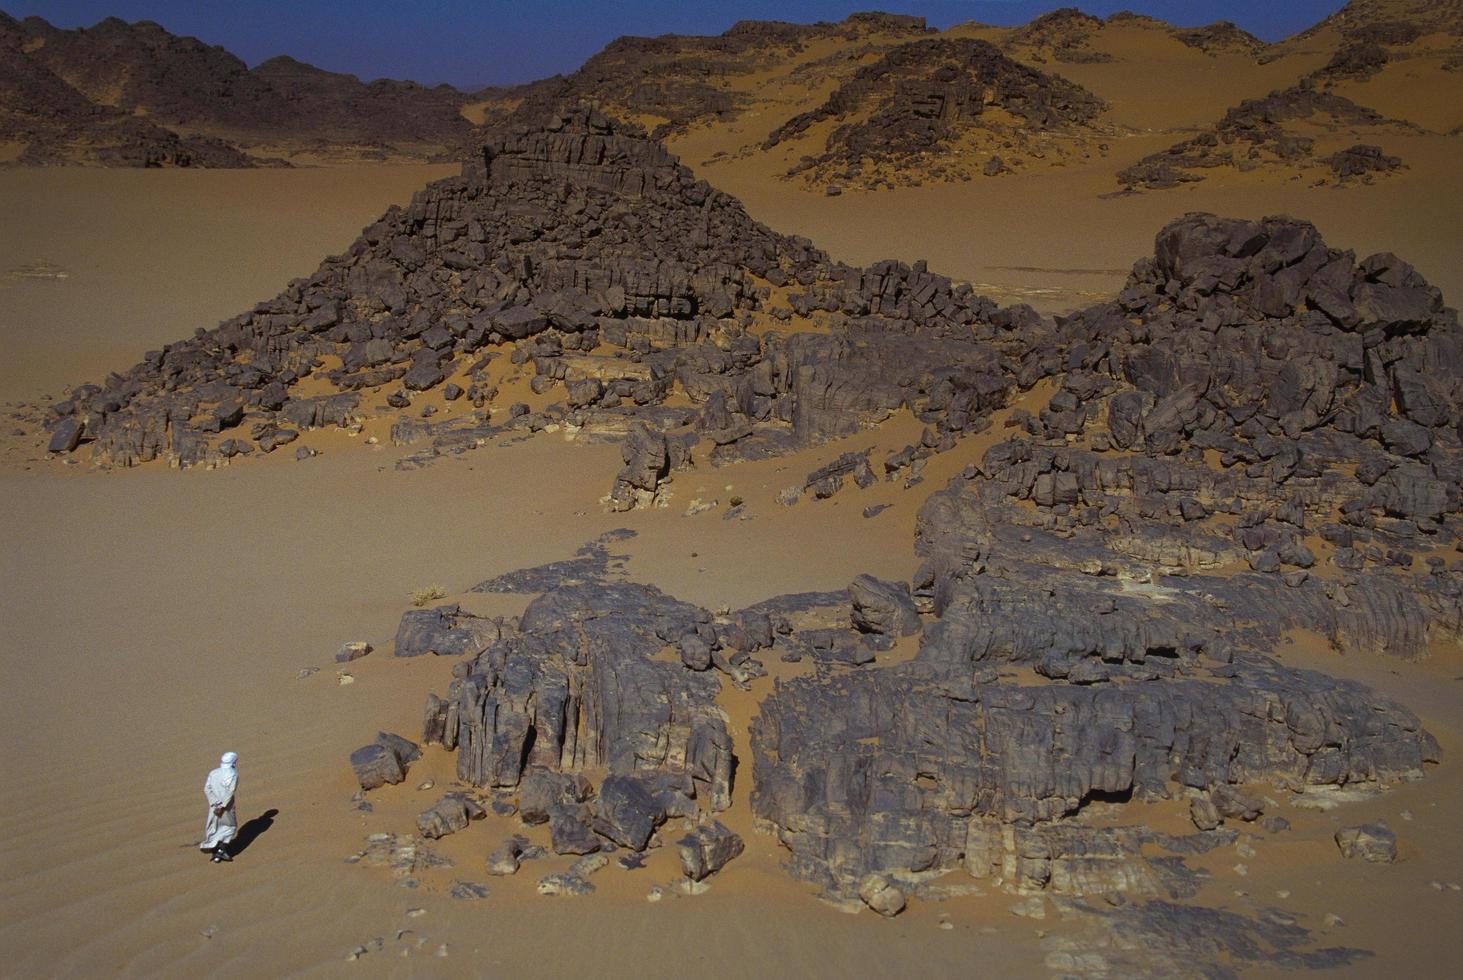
[200,764,238,850]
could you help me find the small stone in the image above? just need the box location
[406,908,426,918]
[1190,796,1221,830]
[417,780,434,791]
[336,641,373,663]
[337,671,355,686]
[297,667,319,679]
[1009,896,1046,920]
[1260,815,1291,834]
[450,881,489,900]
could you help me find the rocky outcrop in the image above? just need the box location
[1170,21,1264,56]
[419,582,735,854]
[1327,142,1403,179]
[349,732,422,791]
[1335,822,1398,862]
[750,213,1456,902]
[763,37,1105,187]
[1117,83,1408,190]
[483,12,931,140]
[677,820,745,881]
[41,106,841,471]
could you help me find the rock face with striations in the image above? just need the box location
[751,212,1456,903]
[419,580,738,859]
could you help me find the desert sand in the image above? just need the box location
[3,6,1462,979]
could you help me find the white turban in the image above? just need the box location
[220,751,238,767]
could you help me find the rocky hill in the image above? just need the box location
[475,12,932,139]
[0,12,472,165]
[761,37,1108,189]
[1116,80,1412,190]
[0,19,257,166]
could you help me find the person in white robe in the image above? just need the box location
[200,751,239,862]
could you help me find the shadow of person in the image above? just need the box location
[230,808,279,856]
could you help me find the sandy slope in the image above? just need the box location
[1,145,1461,976]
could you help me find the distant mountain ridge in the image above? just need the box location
[2,2,1457,172]
[0,11,473,166]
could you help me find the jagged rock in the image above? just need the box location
[1211,784,1263,821]
[46,418,84,454]
[1190,797,1221,831]
[417,793,484,840]
[548,804,602,855]
[764,38,1104,188]
[752,656,1435,898]
[1328,144,1402,179]
[848,574,921,636]
[537,872,595,896]
[394,603,504,658]
[335,641,372,663]
[593,773,676,851]
[349,732,421,791]
[518,768,592,825]
[858,874,907,917]
[485,836,528,876]
[1119,85,1405,190]
[677,820,745,881]
[1335,823,1398,862]
[421,581,734,855]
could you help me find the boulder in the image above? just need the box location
[1335,823,1397,863]
[849,575,921,636]
[858,874,907,917]
[677,820,745,881]
[417,793,483,840]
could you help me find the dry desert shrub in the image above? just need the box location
[409,585,448,607]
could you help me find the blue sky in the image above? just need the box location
[4,1,1349,89]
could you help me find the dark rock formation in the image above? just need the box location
[848,574,921,636]
[416,792,485,839]
[1006,8,1112,64]
[677,819,745,881]
[482,12,931,141]
[764,37,1105,186]
[750,213,1456,903]
[1118,84,1407,190]
[1170,21,1265,56]
[349,732,421,791]
[418,580,734,861]
[1335,822,1398,862]
[1327,143,1403,179]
